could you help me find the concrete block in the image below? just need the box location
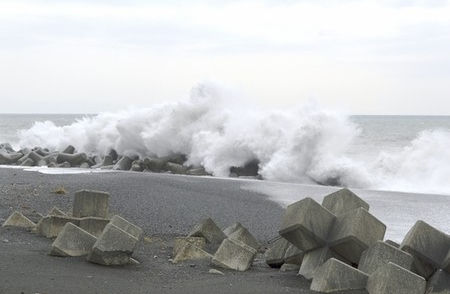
[212,238,257,271]
[322,188,370,215]
[188,218,226,245]
[73,190,109,218]
[443,250,450,273]
[20,158,35,166]
[328,207,386,264]
[165,162,188,174]
[283,244,304,265]
[400,220,450,279]
[358,241,414,274]
[279,198,335,252]
[0,151,22,164]
[280,263,300,272]
[310,258,369,293]
[143,157,167,172]
[366,262,426,294]
[87,223,139,265]
[385,240,400,248]
[36,215,80,238]
[50,222,97,257]
[264,237,290,268]
[79,217,110,237]
[172,242,212,263]
[173,237,206,257]
[110,215,143,241]
[62,145,75,154]
[56,152,88,166]
[223,222,243,236]
[228,225,259,251]
[427,270,450,294]
[299,247,347,280]
[112,156,133,170]
[47,207,66,216]
[2,211,36,229]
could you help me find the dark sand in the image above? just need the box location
[0,168,366,294]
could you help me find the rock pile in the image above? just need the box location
[266,188,450,294]
[2,189,143,266]
[0,143,261,178]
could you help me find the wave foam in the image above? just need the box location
[16,83,450,195]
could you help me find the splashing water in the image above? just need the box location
[15,83,450,195]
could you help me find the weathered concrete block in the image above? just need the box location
[212,238,257,271]
[310,258,368,293]
[20,157,35,166]
[443,250,450,273]
[173,237,206,257]
[299,246,347,280]
[400,220,450,279]
[87,223,139,265]
[73,190,109,218]
[172,242,212,263]
[188,218,226,245]
[165,162,188,174]
[279,198,335,252]
[358,241,414,274]
[2,211,36,229]
[62,145,75,154]
[110,215,143,241]
[280,263,300,272]
[79,217,110,237]
[385,240,400,248]
[265,237,290,268]
[36,216,80,238]
[228,225,259,251]
[427,270,450,294]
[328,207,386,264]
[0,151,22,164]
[47,207,66,216]
[322,188,370,215]
[112,156,133,170]
[366,262,426,294]
[283,244,304,265]
[56,152,88,166]
[223,222,243,236]
[50,222,97,257]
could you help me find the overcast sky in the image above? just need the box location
[1,0,450,114]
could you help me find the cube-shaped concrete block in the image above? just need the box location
[79,217,110,237]
[283,244,304,265]
[310,258,368,293]
[172,242,212,263]
[87,223,139,265]
[358,241,414,274]
[385,240,400,248]
[279,198,335,252]
[173,237,206,257]
[264,237,290,268]
[188,218,226,245]
[366,262,426,294]
[427,270,450,294]
[228,225,259,251]
[2,211,36,229]
[73,190,109,218]
[322,188,370,215]
[400,221,450,279]
[280,263,300,272]
[110,215,143,241]
[50,222,97,257]
[212,238,257,271]
[299,247,348,280]
[36,216,80,238]
[328,207,386,264]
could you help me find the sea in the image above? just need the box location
[1,112,450,196]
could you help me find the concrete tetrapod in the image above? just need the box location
[87,223,139,266]
[322,188,370,215]
[264,237,290,268]
[188,218,226,245]
[72,190,110,218]
[212,238,257,272]
[50,222,97,257]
